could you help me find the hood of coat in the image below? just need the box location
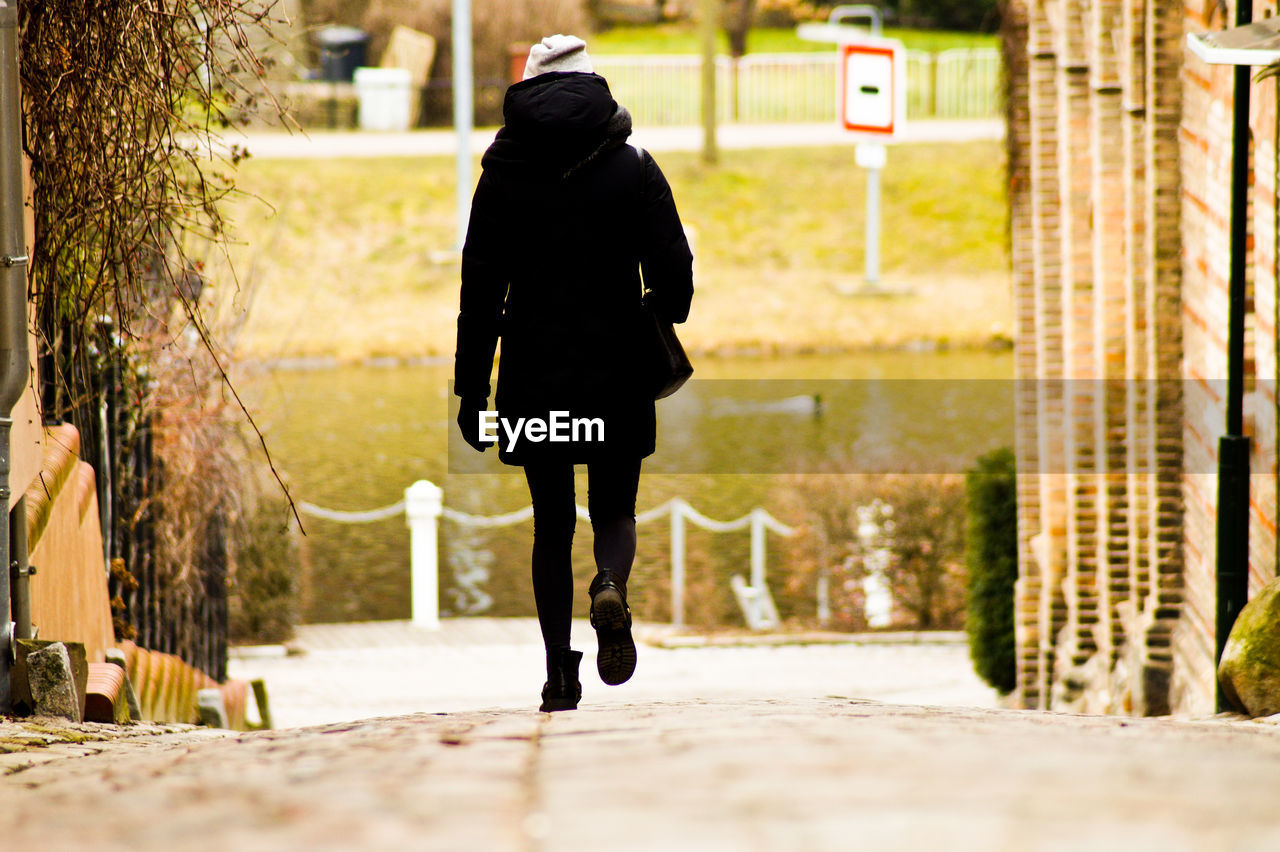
[482,72,632,179]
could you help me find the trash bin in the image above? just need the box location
[353,67,413,131]
[316,26,369,82]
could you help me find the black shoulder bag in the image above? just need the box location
[633,145,693,400]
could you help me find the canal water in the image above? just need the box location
[241,349,1013,625]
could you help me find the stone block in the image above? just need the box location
[14,639,88,719]
[1219,577,1280,717]
[251,678,274,730]
[1141,663,1172,717]
[196,688,228,729]
[27,643,81,722]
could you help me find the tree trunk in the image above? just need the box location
[700,0,718,164]
[723,0,754,59]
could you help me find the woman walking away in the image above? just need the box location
[453,35,694,712]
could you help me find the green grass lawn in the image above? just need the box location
[590,23,999,55]
[214,141,1010,362]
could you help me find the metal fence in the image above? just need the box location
[591,49,1002,127]
[51,322,230,682]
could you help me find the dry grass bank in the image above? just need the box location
[213,142,1010,362]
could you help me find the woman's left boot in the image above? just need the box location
[539,647,583,712]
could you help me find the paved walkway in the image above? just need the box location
[5,622,1280,849]
[3,695,1280,850]
[211,118,1003,160]
[226,618,997,727]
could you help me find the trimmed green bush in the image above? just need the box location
[964,447,1017,694]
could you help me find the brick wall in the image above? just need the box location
[1006,0,1252,715]
[1018,0,1069,709]
[1012,0,1280,714]
[1007,0,1044,709]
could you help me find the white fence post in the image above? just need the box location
[750,507,766,625]
[670,498,687,628]
[405,480,443,630]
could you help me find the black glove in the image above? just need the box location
[457,396,490,453]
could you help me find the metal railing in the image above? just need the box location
[590,49,1001,126]
[299,481,798,632]
[930,49,1002,118]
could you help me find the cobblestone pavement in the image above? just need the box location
[0,717,218,775]
[3,696,1280,850]
[5,624,1280,850]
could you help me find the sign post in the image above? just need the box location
[855,139,886,285]
[799,6,905,289]
[453,0,473,252]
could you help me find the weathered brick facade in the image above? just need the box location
[1009,0,1280,715]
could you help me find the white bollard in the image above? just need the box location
[817,571,831,627]
[750,507,766,625]
[670,499,686,628]
[405,480,443,630]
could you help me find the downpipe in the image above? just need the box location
[0,1,31,714]
[1215,0,1253,712]
[10,494,27,640]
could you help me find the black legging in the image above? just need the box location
[523,457,642,651]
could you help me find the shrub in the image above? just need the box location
[891,0,1000,32]
[880,474,967,629]
[774,474,874,630]
[775,471,967,631]
[964,446,1017,694]
[755,0,827,27]
[229,500,301,645]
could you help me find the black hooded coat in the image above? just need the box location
[454,72,694,465]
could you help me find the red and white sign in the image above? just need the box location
[840,40,905,137]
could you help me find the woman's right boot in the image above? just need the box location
[539,647,583,712]
[589,571,637,686]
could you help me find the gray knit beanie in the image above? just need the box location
[523,35,593,80]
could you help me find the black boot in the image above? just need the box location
[589,571,636,686]
[539,647,583,712]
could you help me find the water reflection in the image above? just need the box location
[447,378,1015,475]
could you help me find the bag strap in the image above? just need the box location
[631,143,647,228]
[632,144,651,304]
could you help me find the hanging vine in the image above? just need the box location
[17,0,297,666]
